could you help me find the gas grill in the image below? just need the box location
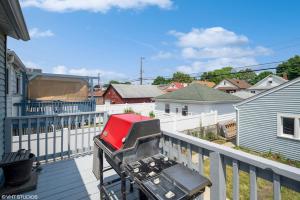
[93,114,211,200]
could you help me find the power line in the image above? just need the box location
[128,60,286,82]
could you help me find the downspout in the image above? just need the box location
[234,106,240,146]
[4,35,7,117]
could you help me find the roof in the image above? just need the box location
[193,80,216,88]
[248,74,287,90]
[89,89,104,97]
[232,91,256,99]
[155,83,242,103]
[235,77,300,108]
[165,82,186,92]
[28,73,98,81]
[109,84,163,98]
[225,79,251,89]
[0,0,30,40]
[7,50,26,72]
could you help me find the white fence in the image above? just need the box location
[96,103,155,116]
[158,111,236,132]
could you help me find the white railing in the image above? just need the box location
[161,131,300,200]
[5,111,108,162]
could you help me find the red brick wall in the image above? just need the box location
[103,86,154,104]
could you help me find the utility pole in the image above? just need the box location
[140,57,145,85]
[98,73,101,89]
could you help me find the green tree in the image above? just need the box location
[172,72,194,83]
[277,55,300,80]
[235,68,257,85]
[251,71,273,84]
[200,67,234,83]
[152,76,170,85]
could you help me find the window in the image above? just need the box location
[16,77,20,94]
[251,91,256,94]
[277,113,300,140]
[268,80,273,84]
[175,108,179,114]
[182,105,188,116]
[165,104,170,113]
[223,81,226,85]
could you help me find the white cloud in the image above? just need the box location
[29,28,54,38]
[23,61,43,69]
[151,51,173,60]
[177,58,258,74]
[168,27,272,74]
[181,46,271,59]
[51,65,126,81]
[169,27,248,48]
[53,65,67,74]
[21,0,173,13]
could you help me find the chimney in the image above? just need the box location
[282,72,288,80]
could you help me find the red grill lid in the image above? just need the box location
[100,114,151,150]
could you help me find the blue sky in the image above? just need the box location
[9,0,300,83]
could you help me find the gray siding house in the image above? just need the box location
[235,77,300,161]
[0,0,30,185]
[6,50,27,117]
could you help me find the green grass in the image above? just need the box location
[200,149,300,200]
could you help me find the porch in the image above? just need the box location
[4,111,300,200]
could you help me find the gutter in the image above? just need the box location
[0,0,30,41]
[155,99,242,104]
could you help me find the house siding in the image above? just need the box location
[156,101,235,116]
[0,33,6,158]
[238,82,300,161]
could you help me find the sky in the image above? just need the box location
[9,0,300,84]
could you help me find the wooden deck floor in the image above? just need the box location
[25,154,139,200]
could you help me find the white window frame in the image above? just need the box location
[277,113,300,140]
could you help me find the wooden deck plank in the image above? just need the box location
[25,154,137,200]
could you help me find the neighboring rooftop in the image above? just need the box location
[165,82,186,92]
[248,74,288,90]
[235,76,300,108]
[108,84,163,98]
[232,91,256,99]
[225,78,252,89]
[193,80,216,88]
[156,83,242,103]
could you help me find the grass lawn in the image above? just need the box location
[200,149,300,200]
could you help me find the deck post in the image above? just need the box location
[210,151,226,200]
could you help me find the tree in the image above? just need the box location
[251,71,273,84]
[172,72,194,83]
[235,69,257,85]
[152,76,170,85]
[200,67,234,83]
[277,55,300,80]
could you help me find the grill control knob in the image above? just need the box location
[165,191,175,199]
[153,178,160,184]
[133,168,139,173]
[149,171,156,177]
[150,162,155,167]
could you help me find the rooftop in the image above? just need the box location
[155,83,242,103]
[107,84,163,98]
[225,79,252,89]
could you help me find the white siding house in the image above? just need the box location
[155,83,242,116]
[247,74,287,94]
[235,77,300,161]
[214,78,251,93]
[6,50,27,117]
